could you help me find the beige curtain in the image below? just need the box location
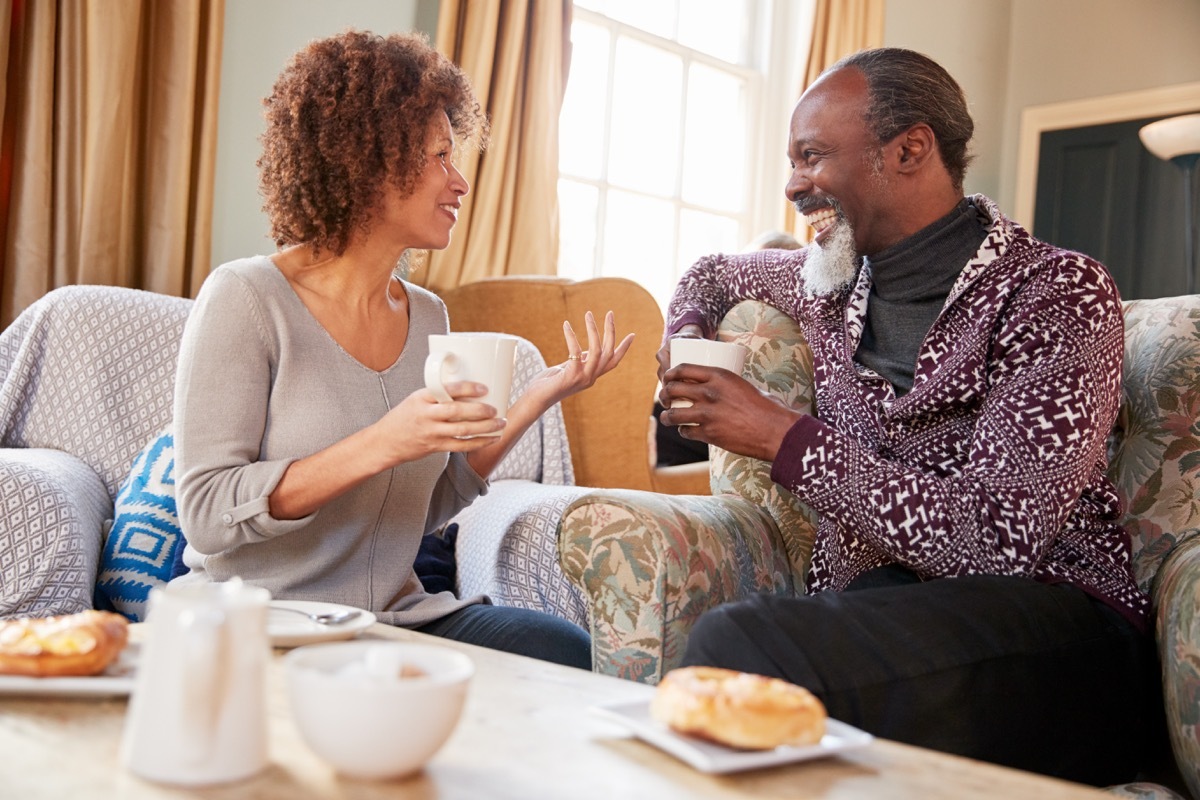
[785,0,884,242]
[0,0,223,328]
[419,0,571,294]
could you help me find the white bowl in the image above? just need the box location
[284,641,474,780]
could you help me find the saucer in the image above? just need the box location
[268,601,376,648]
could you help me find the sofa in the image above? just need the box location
[553,296,1200,798]
[0,284,581,624]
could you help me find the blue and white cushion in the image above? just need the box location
[94,427,186,620]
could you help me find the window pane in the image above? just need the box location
[602,190,676,308]
[559,22,610,180]
[678,0,747,64]
[558,179,600,282]
[681,64,746,213]
[593,0,674,40]
[678,209,740,279]
[607,37,682,196]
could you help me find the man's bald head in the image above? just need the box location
[825,48,975,192]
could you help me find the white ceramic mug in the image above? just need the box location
[669,338,749,413]
[424,334,518,436]
[121,578,271,786]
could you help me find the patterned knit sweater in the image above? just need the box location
[666,195,1149,630]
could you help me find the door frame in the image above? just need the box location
[1014,81,1200,228]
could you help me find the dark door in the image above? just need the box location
[1033,112,1200,300]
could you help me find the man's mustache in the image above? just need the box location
[793,195,844,218]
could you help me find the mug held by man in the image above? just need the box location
[424,334,518,436]
[669,339,749,412]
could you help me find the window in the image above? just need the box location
[558,0,811,310]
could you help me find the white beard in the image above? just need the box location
[802,220,859,296]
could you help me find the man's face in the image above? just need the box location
[785,68,892,258]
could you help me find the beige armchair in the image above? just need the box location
[440,276,709,495]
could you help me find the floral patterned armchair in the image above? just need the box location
[558,296,1200,798]
[557,301,816,684]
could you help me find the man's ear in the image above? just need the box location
[893,123,937,174]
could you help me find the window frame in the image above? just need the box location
[557,1,811,307]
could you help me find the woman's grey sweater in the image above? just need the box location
[171,256,487,627]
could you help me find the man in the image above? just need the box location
[657,48,1156,785]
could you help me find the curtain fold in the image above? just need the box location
[0,0,223,328]
[419,0,571,294]
[785,0,884,242]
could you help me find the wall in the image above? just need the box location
[885,0,1200,212]
[883,0,1013,204]
[210,0,438,268]
[999,0,1200,213]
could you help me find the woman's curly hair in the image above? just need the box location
[258,30,488,255]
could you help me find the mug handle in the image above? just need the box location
[424,351,455,403]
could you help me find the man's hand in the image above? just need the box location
[658,363,802,462]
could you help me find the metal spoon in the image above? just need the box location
[273,606,362,626]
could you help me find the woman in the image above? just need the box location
[172,30,633,668]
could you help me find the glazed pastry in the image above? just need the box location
[0,610,129,677]
[650,666,827,750]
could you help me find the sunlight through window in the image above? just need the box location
[558,0,769,311]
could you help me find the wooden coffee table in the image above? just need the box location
[0,622,1108,799]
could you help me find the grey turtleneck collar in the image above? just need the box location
[855,197,986,394]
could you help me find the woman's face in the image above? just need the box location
[377,111,469,251]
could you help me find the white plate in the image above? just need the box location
[0,642,139,698]
[268,601,375,648]
[588,700,873,774]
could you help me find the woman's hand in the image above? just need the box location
[268,381,502,520]
[520,310,635,411]
[372,381,508,464]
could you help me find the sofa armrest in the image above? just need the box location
[1150,535,1200,799]
[452,481,593,629]
[558,489,795,684]
[0,449,112,618]
[708,300,820,585]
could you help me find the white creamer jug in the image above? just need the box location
[121,578,271,786]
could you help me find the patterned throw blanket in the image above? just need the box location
[0,286,191,617]
[0,285,192,495]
